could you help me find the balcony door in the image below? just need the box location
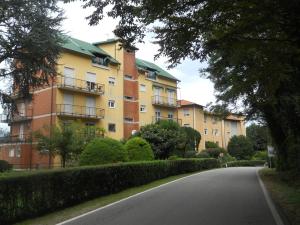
[86,72,96,91]
[64,67,75,86]
[86,97,96,116]
[63,94,73,114]
[167,90,175,106]
[18,102,25,117]
[154,87,162,104]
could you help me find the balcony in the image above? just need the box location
[152,95,177,108]
[152,116,182,125]
[57,76,105,95]
[0,134,32,144]
[0,108,33,123]
[56,104,105,119]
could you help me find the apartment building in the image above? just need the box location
[178,100,246,150]
[0,36,180,168]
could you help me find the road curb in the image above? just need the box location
[256,169,285,225]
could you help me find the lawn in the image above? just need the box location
[259,168,300,225]
[14,171,199,225]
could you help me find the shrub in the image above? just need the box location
[180,127,201,151]
[183,150,197,158]
[226,160,266,167]
[79,138,128,165]
[252,151,268,161]
[202,147,226,158]
[0,159,219,224]
[227,135,254,160]
[168,155,181,160]
[196,151,210,158]
[0,160,12,172]
[205,141,219,149]
[125,137,154,161]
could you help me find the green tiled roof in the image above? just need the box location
[93,38,120,45]
[136,58,179,81]
[61,36,119,64]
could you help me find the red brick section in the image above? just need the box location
[123,50,139,138]
[0,86,57,169]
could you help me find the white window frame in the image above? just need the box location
[204,128,208,135]
[108,100,116,108]
[140,104,146,112]
[140,84,146,92]
[183,109,190,116]
[9,148,15,157]
[108,77,116,86]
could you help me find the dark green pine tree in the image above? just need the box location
[0,0,64,100]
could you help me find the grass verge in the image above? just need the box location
[15,171,200,225]
[259,168,300,225]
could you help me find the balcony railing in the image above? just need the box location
[152,95,177,108]
[152,116,182,125]
[0,108,33,123]
[0,134,32,144]
[57,76,105,95]
[56,104,105,119]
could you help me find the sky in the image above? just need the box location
[60,1,216,107]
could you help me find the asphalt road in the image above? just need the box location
[59,167,279,225]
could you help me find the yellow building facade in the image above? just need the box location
[178,100,246,151]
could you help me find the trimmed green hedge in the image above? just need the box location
[226,160,266,167]
[0,159,219,224]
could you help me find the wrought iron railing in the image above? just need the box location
[152,116,182,125]
[0,108,33,123]
[56,104,105,119]
[0,134,32,143]
[152,95,177,107]
[57,75,105,95]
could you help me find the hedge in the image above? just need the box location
[0,158,219,224]
[225,160,266,167]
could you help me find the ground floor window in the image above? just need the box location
[108,123,116,132]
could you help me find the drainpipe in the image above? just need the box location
[49,78,54,168]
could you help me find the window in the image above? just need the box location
[146,71,156,80]
[204,115,207,123]
[108,123,116,132]
[86,72,96,91]
[183,109,190,116]
[124,96,134,101]
[183,124,190,127]
[140,84,146,92]
[63,67,75,86]
[215,129,219,136]
[92,56,108,67]
[9,148,14,157]
[124,117,133,122]
[168,112,174,119]
[108,100,115,108]
[124,74,133,80]
[19,124,24,140]
[204,128,208,135]
[15,146,21,158]
[108,77,116,86]
[140,104,146,112]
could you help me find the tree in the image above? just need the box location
[74,0,300,173]
[181,127,201,151]
[246,124,269,151]
[205,141,219,149]
[0,0,64,102]
[35,123,85,167]
[125,137,154,161]
[227,135,254,160]
[136,120,186,159]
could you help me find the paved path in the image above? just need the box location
[59,167,280,225]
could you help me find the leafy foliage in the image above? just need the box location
[246,124,270,151]
[205,141,219,149]
[136,120,186,159]
[202,148,226,159]
[0,159,219,224]
[76,0,300,172]
[0,0,64,101]
[79,138,128,165]
[35,123,86,167]
[125,137,154,161]
[226,160,266,167]
[252,151,268,161]
[227,135,254,160]
[181,127,201,151]
[0,160,12,172]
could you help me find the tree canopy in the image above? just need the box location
[0,0,64,100]
[246,124,270,151]
[74,0,300,173]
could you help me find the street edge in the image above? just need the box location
[56,168,218,225]
[256,169,285,225]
